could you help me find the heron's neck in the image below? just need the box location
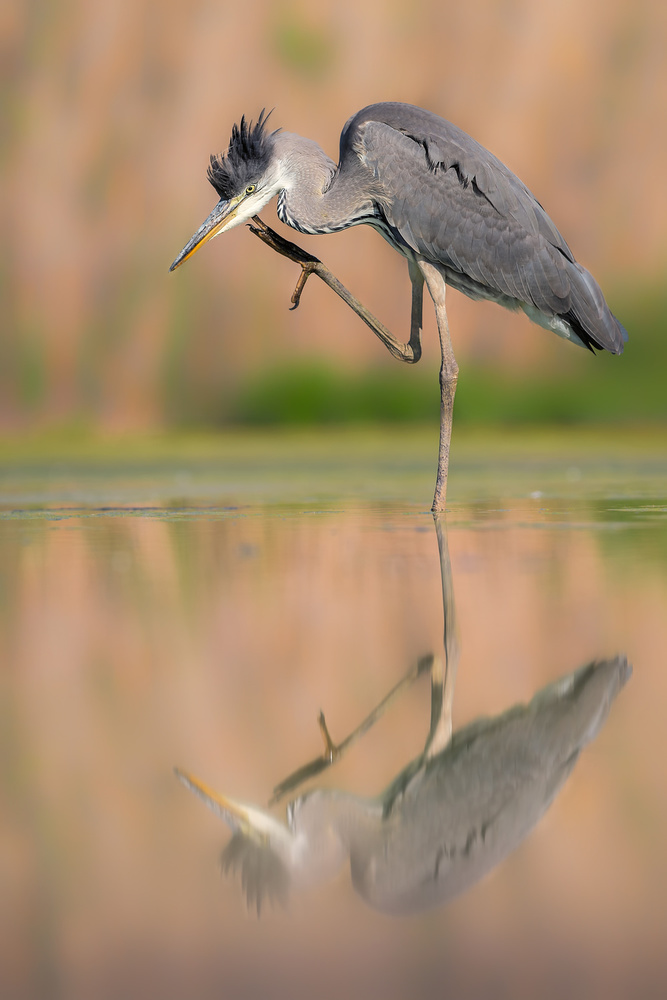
[288,790,381,887]
[273,132,374,235]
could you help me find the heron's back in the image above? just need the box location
[342,103,626,355]
[350,656,631,914]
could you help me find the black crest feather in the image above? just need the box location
[207,109,277,201]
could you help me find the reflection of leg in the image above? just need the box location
[423,656,449,757]
[270,654,434,804]
[425,515,460,758]
[248,216,423,364]
[419,261,458,512]
[423,650,458,758]
[435,514,460,679]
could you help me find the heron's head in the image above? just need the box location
[216,792,349,915]
[170,109,282,271]
[174,768,355,914]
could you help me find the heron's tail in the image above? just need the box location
[562,260,628,355]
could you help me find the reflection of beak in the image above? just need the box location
[169,197,240,271]
[174,767,254,832]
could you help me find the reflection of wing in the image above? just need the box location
[220,834,290,916]
[351,656,631,914]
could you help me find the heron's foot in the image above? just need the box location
[270,654,434,804]
[246,217,323,311]
[268,712,340,805]
[247,215,422,365]
[290,262,318,310]
[317,710,340,763]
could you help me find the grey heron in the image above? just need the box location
[175,516,630,914]
[170,103,627,510]
[175,653,631,915]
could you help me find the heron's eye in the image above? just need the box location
[245,184,256,195]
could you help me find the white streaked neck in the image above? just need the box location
[272,132,374,235]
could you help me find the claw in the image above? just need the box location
[317,711,339,762]
[247,214,422,365]
[290,263,317,310]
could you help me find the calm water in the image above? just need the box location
[1,432,666,999]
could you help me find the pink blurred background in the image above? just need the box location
[2,0,666,430]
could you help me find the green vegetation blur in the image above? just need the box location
[10,274,665,430]
[166,285,665,427]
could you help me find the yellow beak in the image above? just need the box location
[174,767,254,831]
[169,197,240,271]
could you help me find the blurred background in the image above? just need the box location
[3,6,667,996]
[2,0,667,436]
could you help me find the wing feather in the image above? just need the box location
[343,104,625,353]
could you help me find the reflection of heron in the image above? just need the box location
[175,658,630,915]
[170,104,627,509]
[175,520,631,914]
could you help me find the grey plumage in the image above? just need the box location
[175,655,631,915]
[352,655,631,913]
[180,102,626,354]
[170,102,627,509]
[339,104,626,354]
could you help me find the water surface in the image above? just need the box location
[1,431,665,999]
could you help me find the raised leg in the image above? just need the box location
[272,515,461,794]
[418,261,459,512]
[269,653,435,804]
[248,216,423,364]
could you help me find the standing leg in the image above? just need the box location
[418,261,458,512]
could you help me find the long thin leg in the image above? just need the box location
[423,514,461,758]
[418,261,459,512]
[408,256,425,354]
[271,517,461,794]
[248,216,423,364]
[269,653,435,804]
